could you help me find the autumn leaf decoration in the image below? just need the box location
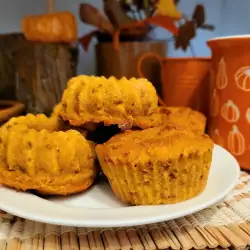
[113,0,182,50]
[79,4,113,33]
[113,15,179,50]
[79,0,181,51]
[175,4,215,50]
[155,0,182,19]
[79,30,99,52]
[79,0,214,52]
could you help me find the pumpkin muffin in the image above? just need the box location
[141,106,206,132]
[96,126,214,205]
[59,75,162,129]
[163,107,207,133]
[51,103,89,137]
[51,102,62,117]
[0,114,97,195]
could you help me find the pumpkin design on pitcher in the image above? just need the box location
[216,58,228,90]
[246,108,250,123]
[210,89,220,117]
[235,66,250,92]
[212,129,224,147]
[228,125,245,156]
[221,100,240,123]
[210,68,215,89]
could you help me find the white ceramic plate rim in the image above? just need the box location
[0,145,240,228]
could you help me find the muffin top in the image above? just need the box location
[96,125,214,165]
[160,106,206,132]
[59,75,159,128]
[135,106,207,132]
[0,114,96,178]
[0,113,63,133]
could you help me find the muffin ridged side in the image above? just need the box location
[96,126,213,205]
[59,75,160,129]
[0,114,97,195]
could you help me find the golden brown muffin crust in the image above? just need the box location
[160,106,206,132]
[96,126,213,164]
[96,126,214,205]
[0,114,97,195]
[59,75,160,129]
[140,106,206,132]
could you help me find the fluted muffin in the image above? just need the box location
[0,114,97,195]
[59,75,163,129]
[51,102,62,117]
[51,104,89,137]
[96,126,214,205]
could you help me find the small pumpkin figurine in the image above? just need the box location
[235,66,250,92]
[210,89,220,117]
[22,11,78,43]
[228,125,245,156]
[216,57,228,90]
[220,100,240,123]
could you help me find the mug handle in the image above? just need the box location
[137,52,166,106]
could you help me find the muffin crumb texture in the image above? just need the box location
[59,75,161,129]
[0,114,97,195]
[96,126,214,205]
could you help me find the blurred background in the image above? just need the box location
[0,0,245,75]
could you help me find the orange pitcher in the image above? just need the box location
[207,35,250,170]
[138,54,211,116]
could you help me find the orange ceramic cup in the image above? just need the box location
[137,53,211,116]
[161,58,211,116]
[207,35,250,170]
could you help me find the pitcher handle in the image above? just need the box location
[137,52,166,106]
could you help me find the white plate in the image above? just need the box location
[0,145,240,228]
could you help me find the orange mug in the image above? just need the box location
[137,53,211,116]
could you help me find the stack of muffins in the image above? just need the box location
[0,75,214,205]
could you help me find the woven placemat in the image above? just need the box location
[0,172,250,250]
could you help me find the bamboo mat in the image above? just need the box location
[1,172,250,250]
